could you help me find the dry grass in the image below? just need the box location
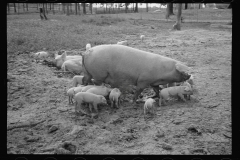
[7,8,231,55]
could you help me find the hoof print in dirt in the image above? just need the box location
[55,147,71,154]
[190,148,208,155]
[24,136,40,143]
[55,141,77,154]
[161,143,173,150]
[48,125,59,133]
[155,130,165,139]
[187,126,202,135]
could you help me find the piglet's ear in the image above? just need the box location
[61,52,67,60]
[184,87,190,91]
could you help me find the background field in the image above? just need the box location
[7,8,232,154]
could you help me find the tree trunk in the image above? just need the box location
[78,3,80,15]
[135,3,138,13]
[26,3,28,11]
[40,5,48,20]
[67,3,70,15]
[83,3,86,14]
[13,3,16,13]
[37,3,38,10]
[52,3,55,14]
[75,3,77,15]
[63,3,65,14]
[23,3,25,12]
[166,3,174,19]
[172,3,182,30]
[146,3,148,12]
[45,3,48,14]
[125,3,128,13]
[89,3,92,14]
[185,3,188,9]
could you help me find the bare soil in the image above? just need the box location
[7,17,231,155]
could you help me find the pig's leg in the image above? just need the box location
[110,100,114,108]
[149,85,160,99]
[178,93,186,102]
[69,96,71,104]
[115,99,118,108]
[82,75,92,86]
[133,87,144,103]
[93,103,98,113]
[88,103,93,113]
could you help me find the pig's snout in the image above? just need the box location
[182,73,191,81]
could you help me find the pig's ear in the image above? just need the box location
[61,52,67,60]
[184,87,190,91]
[175,62,190,74]
[54,52,58,58]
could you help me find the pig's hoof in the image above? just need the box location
[136,99,144,104]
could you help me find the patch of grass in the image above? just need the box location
[81,16,125,26]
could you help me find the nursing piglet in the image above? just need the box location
[67,85,84,104]
[109,88,122,108]
[74,92,107,114]
[143,98,156,116]
[72,75,84,87]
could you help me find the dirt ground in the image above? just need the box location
[7,15,231,155]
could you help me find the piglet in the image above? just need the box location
[86,86,112,97]
[72,75,84,87]
[140,35,145,42]
[109,88,121,108]
[74,92,107,114]
[117,40,128,46]
[34,51,49,62]
[86,43,91,51]
[143,98,156,116]
[67,85,84,104]
[61,58,83,75]
[159,86,193,107]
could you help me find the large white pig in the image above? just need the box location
[54,51,82,68]
[61,58,83,75]
[82,45,191,103]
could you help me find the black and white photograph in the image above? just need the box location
[7,3,232,155]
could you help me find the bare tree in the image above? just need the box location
[146,3,148,12]
[63,3,65,14]
[45,3,48,14]
[135,3,138,12]
[40,4,48,20]
[185,3,188,9]
[26,3,28,11]
[82,3,86,14]
[165,3,174,19]
[75,3,78,15]
[78,3,81,15]
[172,3,182,30]
[23,3,25,12]
[67,3,70,15]
[52,3,55,14]
[13,3,16,13]
[70,3,72,14]
[125,3,130,13]
[89,3,93,14]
